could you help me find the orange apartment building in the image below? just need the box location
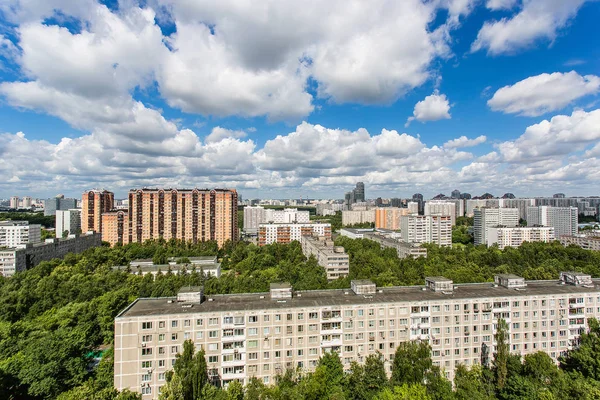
[101,188,238,247]
[81,190,114,233]
[374,207,412,230]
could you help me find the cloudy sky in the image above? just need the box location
[1,0,599,200]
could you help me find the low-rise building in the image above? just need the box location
[300,235,349,280]
[363,232,427,259]
[115,272,600,398]
[258,223,331,246]
[560,235,600,251]
[0,232,102,277]
[486,226,555,249]
[116,256,222,278]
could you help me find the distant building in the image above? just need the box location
[487,227,555,249]
[243,206,266,234]
[473,208,519,246]
[560,235,600,251]
[451,189,461,199]
[424,201,457,226]
[265,208,310,224]
[300,235,349,280]
[56,209,81,237]
[0,232,102,277]
[498,198,535,220]
[0,221,41,248]
[342,210,375,226]
[338,228,377,239]
[407,201,419,215]
[81,189,114,233]
[101,210,129,246]
[466,199,500,217]
[400,215,452,246]
[526,206,578,237]
[553,193,566,198]
[344,182,366,208]
[258,223,331,246]
[44,196,78,216]
[363,232,427,259]
[374,207,411,230]
[118,256,222,278]
[9,196,19,209]
[21,196,32,209]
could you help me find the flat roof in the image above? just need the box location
[117,279,600,319]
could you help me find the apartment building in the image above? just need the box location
[560,235,600,251]
[9,196,19,209]
[258,223,331,246]
[115,256,222,278]
[424,201,457,226]
[527,206,578,238]
[100,189,238,247]
[56,209,81,236]
[473,208,519,246]
[243,206,265,234]
[374,208,411,230]
[342,210,375,226]
[487,227,555,250]
[300,235,349,280]
[0,221,41,248]
[81,189,114,233]
[44,196,78,216]
[243,207,310,234]
[363,232,427,259]
[400,215,452,247]
[0,232,102,276]
[114,272,600,399]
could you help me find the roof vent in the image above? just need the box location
[425,277,453,293]
[270,283,292,299]
[560,271,593,286]
[494,274,526,289]
[351,280,376,295]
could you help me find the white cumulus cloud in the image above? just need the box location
[406,91,452,126]
[444,135,487,149]
[488,71,600,116]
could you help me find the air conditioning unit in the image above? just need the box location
[141,343,147,347]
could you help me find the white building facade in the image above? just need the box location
[473,208,519,246]
[56,209,82,237]
[400,215,452,247]
[486,227,555,249]
[0,221,41,248]
[526,206,578,238]
[424,201,457,226]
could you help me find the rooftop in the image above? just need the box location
[117,278,600,319]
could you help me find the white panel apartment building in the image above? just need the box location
[258,223,331,246]
[300,235,349,280]
[56,209,82,236]
[487,227,555,249]
[400,215,452,247]
[244,208,310,234]
[424,201,457,226]
[526,206,578,238]
[0,221,41,248]
[115,272,600,399]
[473,208,519,246]
[342,210,375,226]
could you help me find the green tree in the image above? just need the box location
[560,318,600,380]
[391,341,432,386]
[226,380,244,400]
[493,319,510,390]
[375,384,431,400]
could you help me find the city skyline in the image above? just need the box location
[1,1,600,198]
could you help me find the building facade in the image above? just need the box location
[400,215,452,247]
[526,206,578,238]
[486,227,555,249]
[342,210,375,226]
[243,206,266,235]
[44,196,78,216]
[300,235,349,280]
[115,272,600,399]
[363,232,427,259]
[424,201,457,226]
[560,235,600,251]
[0,221,41,248]
[0,232,102,277]
[258,223,331,246]
[473,208,519,246]
[56,209,82,237]
[374,208,411,230]
[9,196,19,209]
[99,189,238,247]
[81,190,115,233]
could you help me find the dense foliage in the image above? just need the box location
[1,237,600,399]
[0,212,55,228]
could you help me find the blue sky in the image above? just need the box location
[1,0,600,200]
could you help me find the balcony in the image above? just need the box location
[321,338,343,347]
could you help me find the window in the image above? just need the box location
[208,343,218,351]
[196,318,203,326]
[209,318,218,326]
[249,352,258,360]
[298,313,304,320]
[159,347,165,354]
[142,335,152,342]
[208,356,219,363]
[196,332,203,339]
[141,387,152,395]
[158,372,166,381]
[142,348,152,356]
[171,320,178,328]
[184,320,190,327]
[159,321,165,328]
[171,333,178,341]
[159,334,165,341]
[142,374,151,382]
[209,331,218,338]
[142,322,152,330]
[264,315,270,322]
[224,316,233,324]
[171,346,178,354]
[142,361,152,368]
[158,360,165,367]
[249,316,258,323]
[248,340,258,349]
